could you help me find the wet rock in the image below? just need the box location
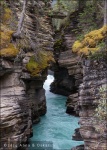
[72,145,84,150]
[66,93,79,116]
[72,128,83,141]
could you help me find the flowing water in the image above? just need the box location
[29,75,83,150]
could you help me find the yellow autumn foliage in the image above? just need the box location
[1,27,14,48]
[72,26,107,55]
[72,41,83,52]
[0,25,19,57]
[0,44,19,57]
[0,7,19,58]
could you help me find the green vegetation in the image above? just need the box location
[72,0,104,54]
[54,37,66,53]
[52,0,103,31]
[71,1,107,130]
[89,42,107,60]
[26,56,41,76]
[26,51,54,76]
[78,4,102,34]
[52,0,77,30]
[54,39,63,51]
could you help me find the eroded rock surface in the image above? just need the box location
[51,11,83,116]
[78,60,107,150]
[0,0,54,149]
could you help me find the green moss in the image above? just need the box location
[26,57,40,76]
[54,39,62,45]
[54,37,65,52]
[26,51,54,77]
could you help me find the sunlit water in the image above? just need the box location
[29,75,83,150]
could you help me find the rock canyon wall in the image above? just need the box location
[0,0,54,149]
[50,11,83,116]
[51,7,107,150]
[78,59,107,150]
[1,1,107,150]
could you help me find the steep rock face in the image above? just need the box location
[24,77,47,124]
[78,59,107,150]
[0,66,32,148]
[51,11,83,115]
[0,0,54,149]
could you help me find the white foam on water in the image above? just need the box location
[43,75,54,91]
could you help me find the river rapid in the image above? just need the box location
[29,75,83,150]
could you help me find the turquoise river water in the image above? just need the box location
[29,75,83,150]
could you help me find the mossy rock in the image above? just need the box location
[0,25,19,58]
[2,8,12,24]
[1,26,14,48]
[0,44,19,57]
[72,26,107,56]
[26,57,40,76]
[54,37,65,52]
[26,51,54,77]
[0,6,19,58]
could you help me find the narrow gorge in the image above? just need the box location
[29,75,83,149]
[0,0,107,150]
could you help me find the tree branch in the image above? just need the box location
[13,0,27,39]
[104,0,107,25]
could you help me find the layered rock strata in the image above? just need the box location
[78,59,107,150]
[0,0,54,149]
[51,11,83,115]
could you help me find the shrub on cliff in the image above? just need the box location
[72,26,107,56]
[0,25,19,57]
